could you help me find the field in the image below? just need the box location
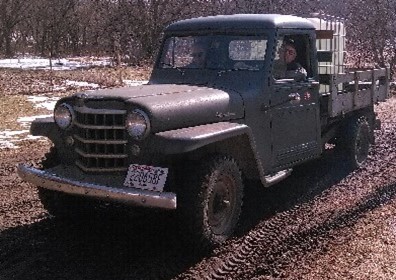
[1,67,396,279]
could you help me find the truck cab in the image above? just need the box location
[151,14,321,173]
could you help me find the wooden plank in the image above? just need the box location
[373,68,386,79]
[355,70,373,81]
[354,89,371,109]
[333,72,354,84]
[376,84,388,102]
[316,30,334,39]
[330,92,354,117]
[328,67,390,117]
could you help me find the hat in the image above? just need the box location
[283,37,296,48]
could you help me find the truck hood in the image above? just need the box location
[75,84,244,132]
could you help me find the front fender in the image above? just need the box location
[151,122,250,154]
[30,117,57,138]
[30,117,70,163]
[150,122,267,182]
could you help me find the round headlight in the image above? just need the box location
[54,103,74,129]
[126,109,150,140]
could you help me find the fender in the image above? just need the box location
[30,117,62,144]
[152,122,250,154]
[30,117,56,137]
[151,122,267,183]
[30,117,65,152]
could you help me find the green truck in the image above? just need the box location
[18,14,389,248]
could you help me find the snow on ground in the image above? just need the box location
[1,94,59,148]
[0,57,112,70]
[17,115,53,128]
[53,80,101,91]
[26,96,59,111]
[124,80,148,87]
[65,80,100,88]
[0,129,44,149]
[0,56,147,149]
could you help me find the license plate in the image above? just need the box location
[123,164,168,192]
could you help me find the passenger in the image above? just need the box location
[188,42,207,68]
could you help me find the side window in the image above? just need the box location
[273,34,311,81]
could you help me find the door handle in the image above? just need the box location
[288,92,301,101]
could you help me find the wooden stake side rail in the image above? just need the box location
[328,67,390,117]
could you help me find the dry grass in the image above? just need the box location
[0,66,151,97]
[0,66,151,131]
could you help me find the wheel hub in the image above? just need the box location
[208,174,235,234]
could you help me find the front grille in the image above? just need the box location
[74,106,128,172]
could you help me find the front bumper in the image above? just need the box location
[17,164,177,210]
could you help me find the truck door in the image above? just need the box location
[269,33,321,169]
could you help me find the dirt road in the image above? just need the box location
[1,84,396,279]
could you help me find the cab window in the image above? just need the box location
[273,34,312,81]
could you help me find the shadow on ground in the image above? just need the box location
[237,149,354,235]
[0,150,362,280]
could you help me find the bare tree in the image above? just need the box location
[347,0,396,73]
[0,0,32,56]
[0,0,395,76]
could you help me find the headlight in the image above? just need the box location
[126,109,150,140]
[54,103,74,129]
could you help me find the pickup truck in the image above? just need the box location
[18,14,389,249]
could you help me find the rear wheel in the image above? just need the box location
[177,156,244,249]
[340,116,372,169]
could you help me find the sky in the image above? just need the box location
[0,57,147,149]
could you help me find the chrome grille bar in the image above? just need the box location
[74,135,127,145]
[74,122,125,130]
[74,105,128,172]
[75,148,128,159]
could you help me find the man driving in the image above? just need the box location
[274,38,307,81]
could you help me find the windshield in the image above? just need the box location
[159,35,268,70]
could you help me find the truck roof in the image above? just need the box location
[166,14,315,33]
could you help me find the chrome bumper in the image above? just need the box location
[17,164,177,210]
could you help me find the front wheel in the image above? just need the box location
[177,156,244,249]
[38,188,94,219]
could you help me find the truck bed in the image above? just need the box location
[321,67,390,118]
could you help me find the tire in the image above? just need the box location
[340,116,372,169]
[41,146,59,169]
[39,147,94,219]
[177,156,244,249]
[38,188,94,219]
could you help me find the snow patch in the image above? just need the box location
[0,57,112,70]
[18,115,53,128]
[27,96,59,111]
[0,57,148,149]
[65,80,100,88]
[123,80,148,87]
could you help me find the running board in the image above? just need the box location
[264,169,293,187]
